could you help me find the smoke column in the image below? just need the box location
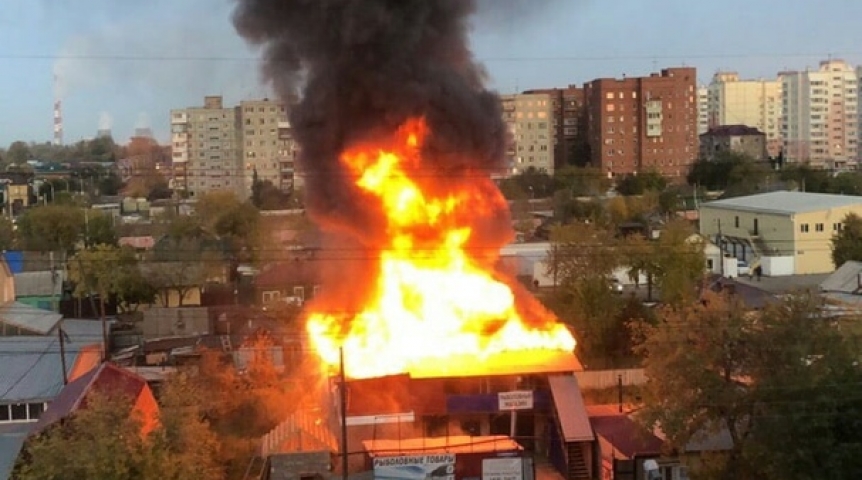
[232,0,508,240]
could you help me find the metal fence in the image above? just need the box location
[573,368,647,390]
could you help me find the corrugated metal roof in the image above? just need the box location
[0,337,90,403]
[13,271,65,298]
[548,375,594,442]
[702,191,862,215]
[0,423,31,480]
[820,261,862,293]
[0,301,62,334]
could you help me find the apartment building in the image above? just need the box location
[239,99,288,193]
[584,67,698,180]
[277,121,300,191]
[170,96,290,198]
[781,59,859,169]
[170,96,242,197]
[707,72,782,157]
[522,86,585,167]
[697,85,709,135]
[501,92,556,175]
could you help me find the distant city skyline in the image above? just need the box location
[1,0,862,146]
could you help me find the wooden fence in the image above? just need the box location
[574,368,647,389]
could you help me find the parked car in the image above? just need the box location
[609,278,624,294]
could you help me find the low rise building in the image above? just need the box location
[699,191,862,275]
[699,125,768,162]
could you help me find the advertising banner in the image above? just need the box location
[497,390,534,411]
[373,454,456,480]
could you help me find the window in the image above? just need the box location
[0,404,8,421]
[800,223,810,233]
[313,285,321,298]
[262,291,280,303]
[815,223,824,232]
[10,404,27,421]
[734,216,739,228]
[28,403,45,420]
[293,286,306,300]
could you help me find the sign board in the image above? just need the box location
[373,454,455,480]
[498,390,533,411]
[482,457,523,480]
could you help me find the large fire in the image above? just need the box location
[306,118,575,379]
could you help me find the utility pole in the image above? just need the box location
[339,347,349,480]
[58,319,68,385]
[717,219,724,277]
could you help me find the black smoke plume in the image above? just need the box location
[232,0,508,240]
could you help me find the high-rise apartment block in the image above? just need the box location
[697,85,709,135]
[707,72,782,157]
[239,99,289,193]
[584,67,698,180]
[501,92,556,175]
[170,96,291,198]
[781,59,859,168]
[170,96,242,197]
[522,87,586,167]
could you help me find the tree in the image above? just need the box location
[498,167,555,200]
[195,191,261,262]
[652,220,706,307]
[7,140,31,164]
[546,223,625,366]
[84,210,118,247]
[68,244,155,314]
[15,379,224,480]
[555,165,610,197]
[635,292,862,479]
[687,151,770,195]
[16,205,85,253]
[831,213,862,267]
[615,169,667,196]
[0,216,17,251]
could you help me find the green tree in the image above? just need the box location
[635,292,862,479]
[7,140,31,164]
[68,245,154,315]
[615,169,668,196]
[831,213,862,267]
[84,210,118,247]
[16,205,85,253]
[498,167,555,200]
[652,220,706,307]
[546,223,624,366]
[688,151,770,195]
[555,165,610,197]
[0,216,17,251]
[195,191,261,262]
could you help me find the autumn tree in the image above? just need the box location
[831,212,862,267]
[84,209,118,247]
[636,292,862,479]
[15,381,224,480]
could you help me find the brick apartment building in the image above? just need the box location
[584,67,698,181]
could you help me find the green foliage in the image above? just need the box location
[0,216,17,251]
[498,167,555,200]
[546,223,627,366]
[85,210,118,248]
[615,169,668,196]
[554,166,611,197]
[68,245,155,312]
[16,204,85,253]
[687,151,772,195]
[6,141,31,164]
[251,178,295,210]
[635,292,862,479]
[832,213,862,268]
[195,191,261,262]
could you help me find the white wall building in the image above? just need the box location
[781,59,859,169]
[707,72,782,157]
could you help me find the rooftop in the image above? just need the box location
[0,423,31,480]
[13,271,65,298]
[702,124,764,137]
[363,435,521,457]
[820,260,862,294]
[702,191,862,215]
[0,301,63,334]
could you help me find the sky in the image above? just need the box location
[1,0,861,147]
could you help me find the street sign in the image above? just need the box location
[498,390,533,411]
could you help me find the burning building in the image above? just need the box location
[234,1,593,479]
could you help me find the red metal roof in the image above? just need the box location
[548,375,594,443]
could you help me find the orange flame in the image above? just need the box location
[307,118,575,379]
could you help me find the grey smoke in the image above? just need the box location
[232,0,510,244]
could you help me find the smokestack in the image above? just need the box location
[53,100,63,146]
[232,0,507,238]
